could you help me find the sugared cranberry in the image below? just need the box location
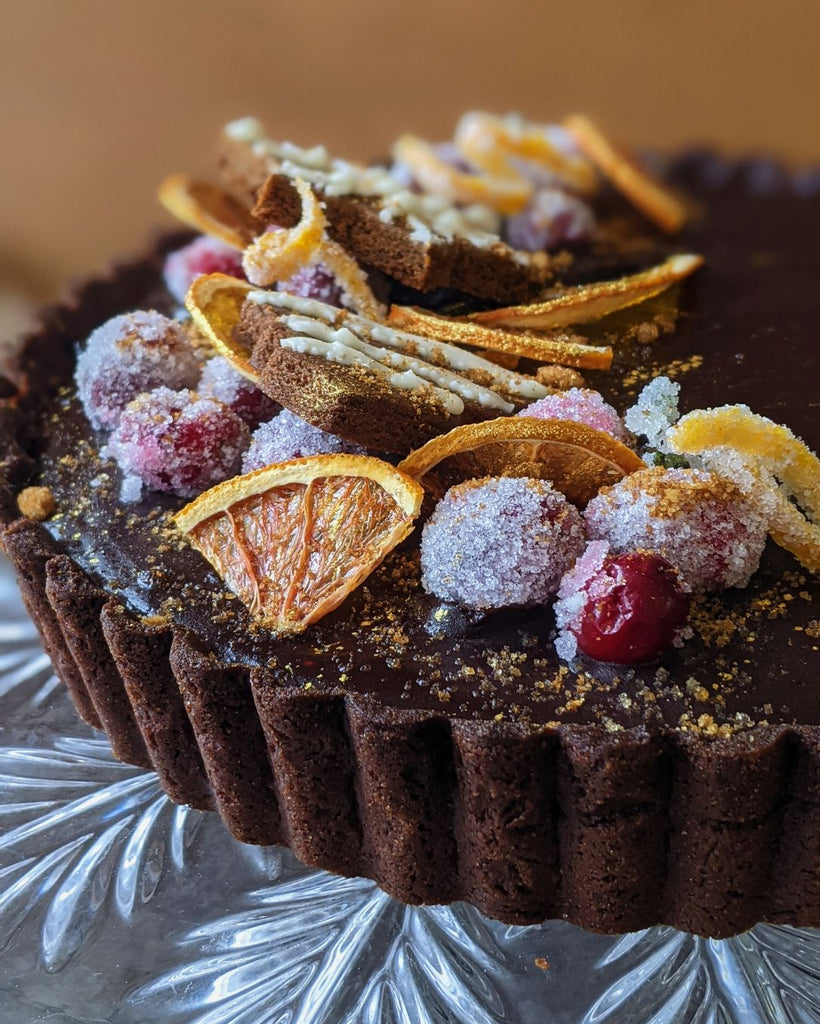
[104,387,250,499]
[420,476,587,610]
[242,409,365,473]
[163,236,244,304]
[277,262,344,307]
[75,311,200,429]
[556,545,690,663]
[504,188,595,252]
[519,388,629,443]
[198,357,279,428]
[584,467,769,591]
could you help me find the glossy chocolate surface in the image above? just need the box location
[36,158,820,731]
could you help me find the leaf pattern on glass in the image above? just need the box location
[584,925,820,1024]
[0,592,60,711]
[130,867,524,1024]
[0,736,203,971]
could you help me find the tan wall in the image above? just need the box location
[2,0,818,300]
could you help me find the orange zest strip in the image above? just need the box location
[174,454,424,632]
[158,174,261,250]
[564,115,688,233]
[398,416,643,507]
[463,254,703,331]
[387,305,612,370]
[185,273,257,380]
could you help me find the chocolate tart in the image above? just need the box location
[1,156,818,938]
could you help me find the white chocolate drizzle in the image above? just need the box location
[225,117,506,249]
[248,289,548,416]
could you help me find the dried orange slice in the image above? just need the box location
[564,115,688,233]
[667,405,820,572]
[455,112,599,196]
[185,273,257,380]
[158,174,261,250]
[387,305,612,369]
[174,455,424,632]
[392,133,532,215]
[398,417,643,506]
[464,254,703,331]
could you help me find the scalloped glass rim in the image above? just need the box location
[0,551,817,1024]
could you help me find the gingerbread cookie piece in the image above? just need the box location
[216,119,553,303]
[234,290,548,453]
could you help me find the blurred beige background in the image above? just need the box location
[1,0,819,309]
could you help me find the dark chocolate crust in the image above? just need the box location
[0,164,818,937]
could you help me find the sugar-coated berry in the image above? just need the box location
[504,188,595,252]
[198,357,279,428]
[104,387,250,498]
[420,476,587,610]
[242,409,366,472]
[75,311,200,429]
[276,263,343,307]
[554,543,690,663]
[163,236,244,304]
[518,388,629,443]
[584,467,770,592]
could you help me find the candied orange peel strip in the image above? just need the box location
[463,253,703,331]
[158,174,260,250]
[243,177,384,319]
[174,454,424,632]
[185,273,258,380]
[564,114,688,233]
[398,416,643,506]
[392,134,533,215]
[242,178,327,286]
[392,113,598,215]
[667,405,820,572]
[386,305,612,370]
[455,112,599,196]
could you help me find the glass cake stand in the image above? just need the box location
[0,553,817,1024]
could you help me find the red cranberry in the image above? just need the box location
[574,552,690,663]
[163,236,245,304]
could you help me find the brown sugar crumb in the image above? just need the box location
[534,957,550,971]
[622,354,704,392]
[634,322,660,344]
[535,365,586,390]
[17,486,55,521]
[806,620,820,640]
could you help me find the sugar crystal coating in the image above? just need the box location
[420,476,587,610]
[277,263,344,307]
[625,376,680,451]
[504,188,595,252]
[163,235,245,304]
[519,388,629,442]
[104,387,250,498]
[198,357,279,428]
[242,409,366,472]
[76,311,200,429]
[584,467,770,591]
